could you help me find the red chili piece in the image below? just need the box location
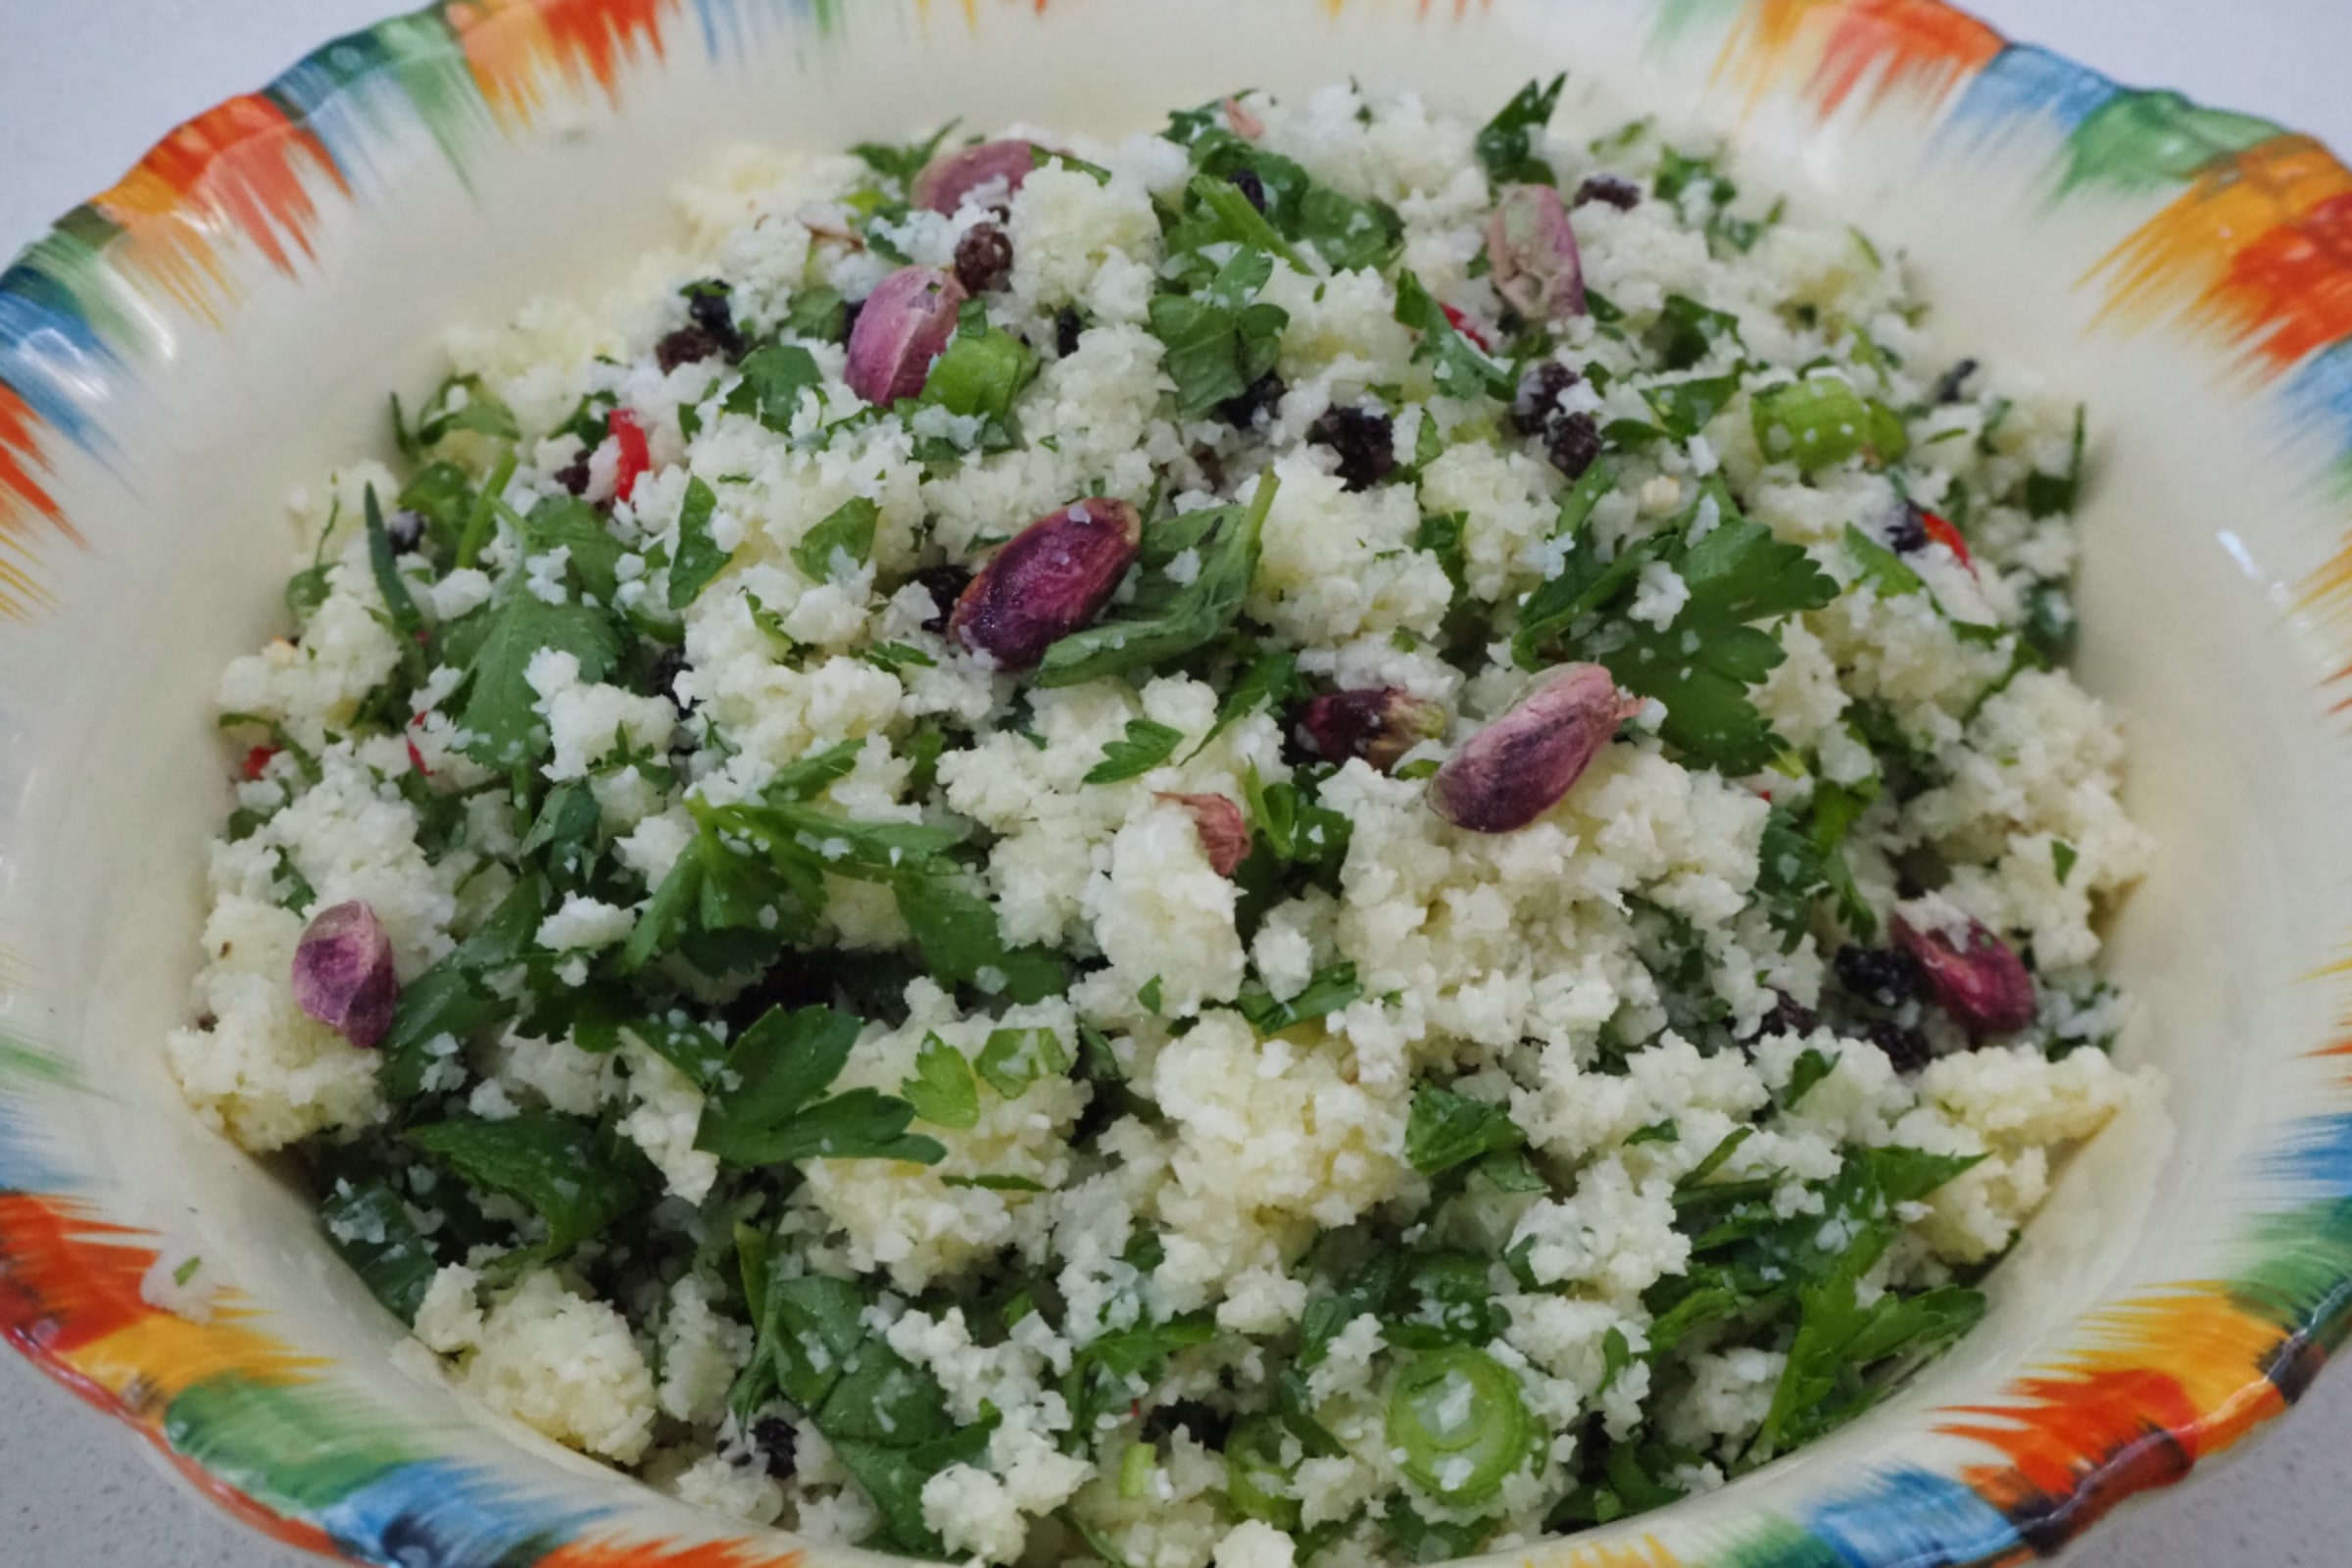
[241,746,279,781]
[1920,510,1974,572]
[609,409,652,505]
[407,737,432,777]
[1442,304,1494,353]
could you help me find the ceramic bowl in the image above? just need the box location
[4,1,2350,1564]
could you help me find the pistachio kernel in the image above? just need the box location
[291,901,398,1050]
[949,498,1144,670]
[1429,663,1639,834]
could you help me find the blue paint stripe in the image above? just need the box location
[316,1458,604,1563]
[2280,342,2352,466]
[2258,1110,2352,1197]
[1947,44,2119,141]
[1803,1467,2027,1568]
[0,271,117,455]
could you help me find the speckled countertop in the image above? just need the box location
[4,1,2349,1563]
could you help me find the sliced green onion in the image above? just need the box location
[1224,1414,1302,1530]
[1118,1441,1156,1500]
[1751,375,1870,474]
[1866,399,1910,465]
[1385,1348,1533,1507]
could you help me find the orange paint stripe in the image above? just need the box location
[0,1194,164,1355]
[1712,0,1827,108]
[539,0,671,99]
[2194,189,2352,368]
[0,384,68,543]
[59,1305,325,1408]
[88,94,345,321]
[1809,0,2002,119]
[2090,138,2352,340]
[1546,1539,1682,1568]
[448,0,670,125]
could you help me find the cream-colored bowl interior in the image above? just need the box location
[5,0,2346,1559]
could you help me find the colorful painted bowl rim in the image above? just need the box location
[5,2,2352,1566]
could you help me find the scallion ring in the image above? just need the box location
[1384,1347,1532,1507]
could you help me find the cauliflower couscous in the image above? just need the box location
[170,78,2155,1566]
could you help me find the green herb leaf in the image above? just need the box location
[1843,521,1926,599]
[784,284,849,343]
[1782,1048,1836,1108]
[696,1005,943,1167]
[902,1033,980,1130]
[318,1179,440,1323]
[1148,247,1291,418]
[2024,405,2087,517]
[1475,74,1566,188]
[726,344,825,433]
[1237,962,1361,1036]
[2053,840,2080,885]
[1036,478,1278,687]
[408,1112,652,1257]
[1591,503,1838,775]
[1085,718,1184,785]
[1187,647,1302,761]
[850,122,960,188]
[364,487,427,651]
[976,1026,1074,1099]
[1395,270,1514,401]
[457,587,623,768]
[790,497,879,582]
[519,494,627,605]
[1406,1088,1527,1177]
[415,373,520,447]
[669,476,732,610]
[379,877,549,1100]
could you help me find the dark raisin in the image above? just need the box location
[654,325,723,373]
[913,564,973,633]
[1835,943,1927,1009]
[1308,406,1396,492]
[686,282,750,360]
[1886,501,1931,555]
[1056,306,1085,358]
[1573,174,1642,212]
[1142,1399,1233,1447]
[1218,371,1286,429]
[384,509,427,556]
[1930,358,1980,406]
[1543,411,1603,480]
[651,646,694,716]
[752,1415,800,1480]
[724,956,832,1033]
[1863,1018,1935,1074]
[1511,361,1581,437]
[1753,993,1819,1042]
[553,457,593,496]
[1228,168,1269,214]
[955,222,1015,295]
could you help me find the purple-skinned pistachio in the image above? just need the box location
[1430,663,1641,834]
[910,139,1041,216]
[1487,183,1588,323]
[292,901,398,1050]
[1158,793,1250,876]
[845,266,967,406]
[1892,914,2036,1037]
[949,498,1143,669]
[1297,688,1448,774]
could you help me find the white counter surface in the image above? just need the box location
[3,0,2347,1562]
